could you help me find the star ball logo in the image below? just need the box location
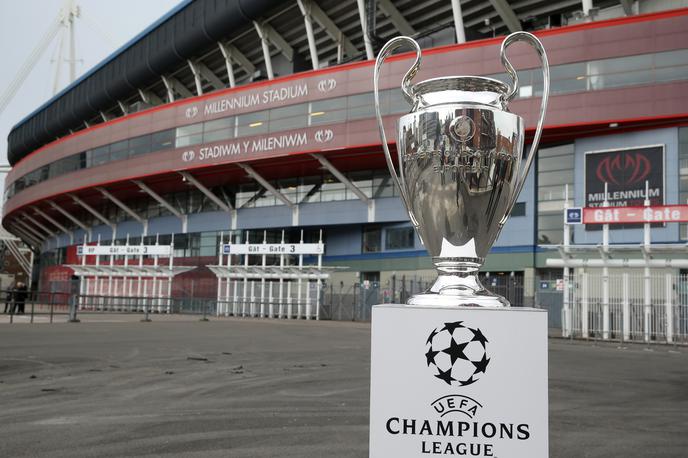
[425,321,490,387]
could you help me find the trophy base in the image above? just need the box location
[407,290,509,308]
[407,259,510,307]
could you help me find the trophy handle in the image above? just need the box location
[374,36,422,229]
[498,31,550,228]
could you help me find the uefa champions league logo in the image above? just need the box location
[425,321,490,387]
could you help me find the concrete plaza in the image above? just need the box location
[0,315,686,457]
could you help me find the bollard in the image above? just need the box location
[50,302,54,324]
[30,302,34,323]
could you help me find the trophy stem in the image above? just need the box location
[406,257,510,308]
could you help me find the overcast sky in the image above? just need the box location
[0,0,181,201]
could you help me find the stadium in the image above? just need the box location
[3,0,688,328]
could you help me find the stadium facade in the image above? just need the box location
[4,0,688,306]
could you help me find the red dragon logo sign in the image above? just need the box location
[595,151,651,186]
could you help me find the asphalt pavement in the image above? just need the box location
[0,315,686,457]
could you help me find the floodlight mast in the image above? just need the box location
[0,0,81,116]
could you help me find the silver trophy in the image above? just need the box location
[374,32,549,307]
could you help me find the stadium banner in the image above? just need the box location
[77,245,172,256]
[585,145,664,207]
[222,243,324,255]
[582,204,688,224]
[370,305,548,457]
[584,145,664,229]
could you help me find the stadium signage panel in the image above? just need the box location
[582,205,688,224]
[202,83,309,116]
[182,128,334,163]
[222,243,324,255]
[584,145,664,208]
[77,245,172,256]
[195,132,309,161]
[195,76,338,120]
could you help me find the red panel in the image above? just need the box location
[583,205,688,224]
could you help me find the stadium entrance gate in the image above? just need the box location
[546,185,688,344]
[208,230,344,320]
[67,234,193,312]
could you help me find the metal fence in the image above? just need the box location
[10,273,688,346]
[562,272,688,344]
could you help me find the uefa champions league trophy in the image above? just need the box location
[374,32,550,307]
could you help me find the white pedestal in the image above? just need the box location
[370,304,548,458]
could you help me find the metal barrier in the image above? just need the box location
[563,272,688,344]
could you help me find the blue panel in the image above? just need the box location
[300,200,367,226]
[116,220,145,239]
[148,216,182,236]
[72,229,89,245]
[236,206,292,229]
[92,225,115,243]
[573,127,679,244]
[375,198,408,222]
[495,165,536,247]
[188,212,230,233]
[57,234,71,247]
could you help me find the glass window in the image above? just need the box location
[129,135,151,156]
[362,226,381,253]
[237,111,268,137]
[151,129,175,151]
[373,173,395,198]
[511,202,526,217]
[320,175,347,202]
[538,154,574,172]
[538,144,574,245]
[538,170,574,187]
[347,93,375,120]
[385,227,414,250]
[175,123,203,148]
[90,145,110,167]
[270,104,308,131]
[203,117,234,143]
[200,231,218,257]
[349,170,373,198]
[548,62,586,95]
[385,88,411,114]
[109,140,129,161]
[309,96,347,126]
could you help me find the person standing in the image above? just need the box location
[13,282,28,315]
[3,281,14,313]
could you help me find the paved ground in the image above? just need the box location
[0,314,686,457]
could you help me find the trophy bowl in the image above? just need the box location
[374,32,550,307]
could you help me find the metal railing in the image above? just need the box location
[562,273,688,345]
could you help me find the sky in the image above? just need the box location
[0,0,182,201]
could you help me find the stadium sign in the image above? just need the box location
[181,128,337,163]
[585,145,664,208]
[565,207,583,224]
[370,307,547,457]
[582,204,688,224]
[222,243,324,255]
[77,245,172,256]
